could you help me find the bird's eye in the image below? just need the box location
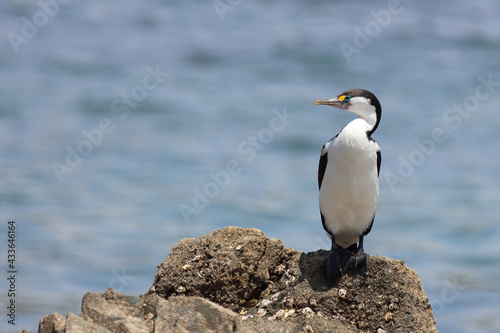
[339,95,351,103]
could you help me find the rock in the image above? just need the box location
[36,290,242,333]
[38,313,65,333]
[151,226,438,333]
[80,288,150,333]
[151,227,285,311]
[142,293,242,333]
[65,313,107,333]
[32,227,438,333]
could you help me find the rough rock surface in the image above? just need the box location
[32,227,438,333]
[37,289,241,333]
[151,227,285,311]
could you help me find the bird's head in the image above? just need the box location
[313,88,382,134]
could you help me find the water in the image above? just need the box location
[1,0,500,332]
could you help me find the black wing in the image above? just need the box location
[318,131,342,190]
[364,149,381,237]
[318,152,327,190]
[368,135,381,177]
[318,134,339,190]
[377,150,381,177]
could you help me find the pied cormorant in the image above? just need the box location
[313,89,382,284]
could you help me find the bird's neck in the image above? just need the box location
[343,119,373,140]
[362,113,377,133]
[352,110,379,137]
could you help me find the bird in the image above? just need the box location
[313,89,382,284]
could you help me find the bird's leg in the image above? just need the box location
[326,238,343,284]
[326,236,355,284]
[353,235,369,275]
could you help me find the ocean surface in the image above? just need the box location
[1,0,500,332]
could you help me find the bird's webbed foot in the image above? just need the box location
[346,248,369,275]
[326,238,370,285]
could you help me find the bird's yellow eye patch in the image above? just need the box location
[338,95,351,103]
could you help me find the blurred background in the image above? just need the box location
[1,0,499,332]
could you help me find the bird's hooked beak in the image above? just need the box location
[313,98,344,109]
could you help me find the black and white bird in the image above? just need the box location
[313,89,382,284]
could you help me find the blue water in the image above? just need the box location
[1,0,500,332]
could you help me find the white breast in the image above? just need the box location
[319,119,380,248]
